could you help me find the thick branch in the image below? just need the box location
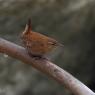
[0,38,94,95]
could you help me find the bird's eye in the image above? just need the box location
[48,41,57,46]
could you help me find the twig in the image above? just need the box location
[0,37,94,95]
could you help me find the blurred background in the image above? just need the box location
[0,0,95,95]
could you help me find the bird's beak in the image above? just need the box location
[57,43,64,48]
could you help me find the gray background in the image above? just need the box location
[0,0,95,95]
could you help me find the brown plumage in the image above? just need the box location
[21,19,64,58]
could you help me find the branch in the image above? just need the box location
[0,37,94,95]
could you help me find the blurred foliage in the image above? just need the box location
[0,0,95,95]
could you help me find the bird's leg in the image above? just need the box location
[28,52,48,60]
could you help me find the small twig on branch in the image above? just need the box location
[0,37,94,95]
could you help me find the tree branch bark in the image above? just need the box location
[0,37,94,95]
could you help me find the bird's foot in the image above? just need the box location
[28,53,49,60]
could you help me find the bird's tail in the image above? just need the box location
[24,18,32,34]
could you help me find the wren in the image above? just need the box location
[21,19,64,59]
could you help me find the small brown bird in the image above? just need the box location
[21,19,64,59]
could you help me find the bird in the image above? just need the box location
[21,19,64,59]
